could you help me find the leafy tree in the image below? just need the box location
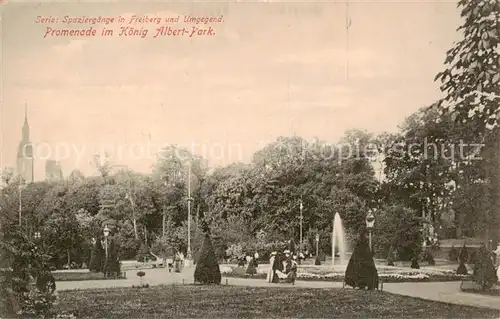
[472,244,498,290]
[0,224,56,317]
[373,205,423,261]
[1,166,14,185]
[93,153,114,179]
[136,242,149,262]
[435,0,500,244]
[344,231,379,290]
[194,224,221,285]
[113,220,141,260]
[67,169,85,183]
[382,108,458,232]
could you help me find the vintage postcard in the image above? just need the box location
[1,0,500,318]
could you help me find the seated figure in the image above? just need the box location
[274,254,297,284]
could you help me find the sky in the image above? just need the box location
[0,0,462,180]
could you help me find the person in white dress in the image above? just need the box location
[493,244,500,282]
[266,252,277,283]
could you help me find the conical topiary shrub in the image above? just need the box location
[314,255,321,265]
[344,232,379,290]
[194,229,221,285]
[456,244,468,275]
[473,245,498,290]
[459,244,468,264]
[410,256,420,269]
[89,238,104,272]
[457,261,468,275]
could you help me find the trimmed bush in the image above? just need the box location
[410,257,420,269]
[344,232,379,290]
[456,244,469,275]
[472,245,498,290]
[314,255,321,265]
[459,244,468,263]
[456,262,468,275]
[194,234,221,285]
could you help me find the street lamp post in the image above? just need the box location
[163,180,167,237]
[186,163,193,265]
[103,225,110,259]
[366,211,375,251]
[315,234,319,257]
[299,199,303,254]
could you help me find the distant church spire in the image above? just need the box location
[22,103,29,141]
[17,102,34,183]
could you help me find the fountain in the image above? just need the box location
[331,212,346,268]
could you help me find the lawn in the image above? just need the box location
[53,271,126,281]
[54,285,500,318]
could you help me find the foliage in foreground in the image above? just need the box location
[53,285,500,319]
[0,225,57,318]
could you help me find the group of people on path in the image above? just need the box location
[165,250,185,273]
[266,250,298,284]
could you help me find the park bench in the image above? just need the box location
[275,269,297,285]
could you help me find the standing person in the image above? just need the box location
[253,252,259,268]
[179,251,185,270]
[266,252,276,283]
[174,252,182,273]
[165,246,175,273]
[272,252,283,283]
[493,244,500,281]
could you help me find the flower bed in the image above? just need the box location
[219,265,468,283]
